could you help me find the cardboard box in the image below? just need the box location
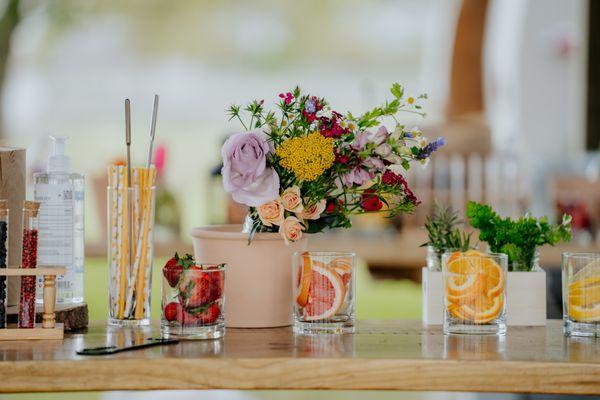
[422,267,547,326]
[0,147,26,306]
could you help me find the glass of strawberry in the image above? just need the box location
[161,253,226,339]
[293,252,355,334]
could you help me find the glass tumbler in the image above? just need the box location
[107,164,156,326]
[161,264,226,339]
[563,253,600,337]
[293,252,355,334]
[443,251,507,335]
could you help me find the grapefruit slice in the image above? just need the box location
[304,264,345,321]
[296,252,313,307]
[330,257,353,287]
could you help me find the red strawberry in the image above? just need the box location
[209,270,224,303]
[163,302,183,322]
[178,266,212,308]
[163,252,195,287]
[197,303,221,324]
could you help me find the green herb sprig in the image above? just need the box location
[466,201,572,271]
[421,202,472,261]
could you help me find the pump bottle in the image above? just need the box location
[34,136,84,304]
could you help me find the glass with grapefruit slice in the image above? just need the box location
[293,251,355,334]
[442,250,507,335]
[563,253,600,337]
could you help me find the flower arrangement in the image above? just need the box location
[222,83,445,243]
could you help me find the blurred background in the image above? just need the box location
[0,0,598,399]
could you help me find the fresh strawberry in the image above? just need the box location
[163,252,195,287]
[163,302,183,322]
[177,266,212,308]
[196,303,221,324]
[209,270,224,303]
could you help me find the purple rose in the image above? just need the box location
[221,129,280,207]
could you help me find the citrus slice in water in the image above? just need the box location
[459,295,504,324]
[296,252,313,307]
[304,264,345,321]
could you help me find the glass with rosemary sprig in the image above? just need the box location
[422,202,473,271]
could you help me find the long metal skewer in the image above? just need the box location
[125,99,134,300]
[146,94,159,168]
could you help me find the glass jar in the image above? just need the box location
[161,264,226,339]
[107,165,156,326]
[19,201,40,328]
[562,252,600,337]
[293,251,356,334]
[442,250,507,335]
[509,248,540,272]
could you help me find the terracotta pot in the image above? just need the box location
[190,225,308,328]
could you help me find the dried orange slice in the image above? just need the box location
[296,252,312,307]
[304,263,345,321]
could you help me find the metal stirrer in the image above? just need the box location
[125,99,134,278]
[125,99,132,186]
[146,94,159,168]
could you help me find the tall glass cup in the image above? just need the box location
[107,167,156,326]
[562,253,600,337]
[443,251,507,335]
[293,252,355,334]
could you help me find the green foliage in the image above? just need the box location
[466,201,572,271]
[422,202,472,260]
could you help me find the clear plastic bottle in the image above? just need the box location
[34,136,84,304]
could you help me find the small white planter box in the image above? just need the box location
[422,267,546,326]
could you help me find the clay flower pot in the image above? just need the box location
[190,225,308,328]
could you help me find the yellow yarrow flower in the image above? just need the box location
[276,132,335,181]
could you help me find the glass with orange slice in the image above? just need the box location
[293,251,355,334]
[563,253,600,337]
[442,250,507,335]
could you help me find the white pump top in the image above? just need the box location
[47,136,72,173]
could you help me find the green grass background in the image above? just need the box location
[85,257,421,321]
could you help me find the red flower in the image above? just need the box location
[279,92,294,105]
[381,170,420,205]
[360,190,383,212]
[326,199,344,214]
[336,154,350,164]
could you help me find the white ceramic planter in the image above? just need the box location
[422,267,547,326]
[190,225,308,328]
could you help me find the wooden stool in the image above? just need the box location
[0,267,65,340]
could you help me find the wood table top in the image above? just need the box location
[0,320,599,394]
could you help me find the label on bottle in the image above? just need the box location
[35,183,75,303]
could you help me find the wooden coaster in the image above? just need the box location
[6,303,89,331]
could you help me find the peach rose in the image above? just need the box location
[297,199,326,220]
[257,199,284,227]
[279,216,304,245]
[280,186,303,213]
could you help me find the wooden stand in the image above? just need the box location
[0,267,65,340]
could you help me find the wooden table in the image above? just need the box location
[0,320,598,395]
